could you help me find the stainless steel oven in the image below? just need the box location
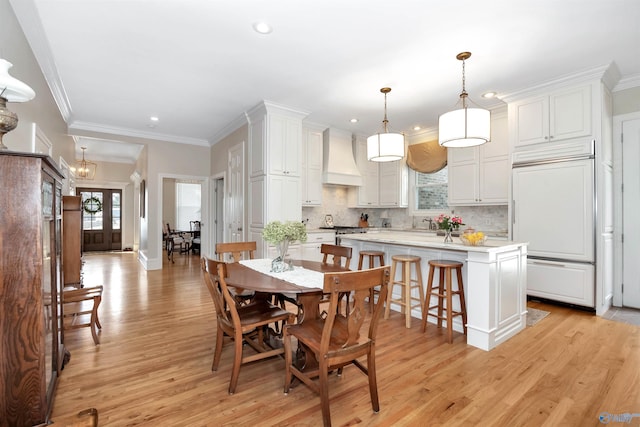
[320,226,368,245]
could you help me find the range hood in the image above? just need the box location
[322,128,363,186]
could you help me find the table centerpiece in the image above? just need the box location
[262,220,308,272]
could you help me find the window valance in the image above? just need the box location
[406,140,447,173]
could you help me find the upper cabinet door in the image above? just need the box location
[301,126,323,206]
[549,85,591,142]
[511,85,591,148]
[268,115,301,176]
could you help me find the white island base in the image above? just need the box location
[340,232,528,351]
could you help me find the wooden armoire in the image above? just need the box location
[0,151,67,426]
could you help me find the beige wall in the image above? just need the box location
[211,124,248,175]
[162,178,177,229]
[144,140,210,267]
[1,0,75,163]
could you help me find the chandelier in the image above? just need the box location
[72,147,97,180]
[0,58,36,150]
[438,52,490,148]
[367,87,405,162]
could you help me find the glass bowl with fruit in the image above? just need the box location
[459,231,486,246]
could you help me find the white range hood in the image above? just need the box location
[322,128,363,186]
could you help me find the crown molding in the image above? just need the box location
[613,73,640,92]
[9,0,73,123]
[501,63,619,103]
[209,112,249,145]
[69,120,210,147]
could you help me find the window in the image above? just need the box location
[81,191,103,230]
[112,192,121,230]
[412,167,450,213]
[176,182,201,231]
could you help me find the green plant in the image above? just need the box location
[262,221,308,244]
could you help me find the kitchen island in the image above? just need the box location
[339,231,528,351]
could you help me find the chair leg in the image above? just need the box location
[319,361,332,427]
[212,326,224,372]
[90,309,100,345]
[403,260,411,328]
[421,264,436,333]
[446,267,454,344]
[384,260,397,320]
[367,351,380,413]
[228,331,243,394]
[456,266,468,334]
[283,328,292,394]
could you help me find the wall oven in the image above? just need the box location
[320,226,368,245]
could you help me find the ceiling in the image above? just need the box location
[10,0,640,164]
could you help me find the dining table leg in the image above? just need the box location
[291,291,323,371]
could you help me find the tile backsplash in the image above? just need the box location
[302,186,509,235]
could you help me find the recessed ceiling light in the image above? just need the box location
[150,116,159,122]
[350,118,359,123]
[252,22,273,34]
[482,92,497,99]
[413,126,421,131]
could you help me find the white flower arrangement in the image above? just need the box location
[262,221,308,245]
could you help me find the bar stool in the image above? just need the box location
[421,260,467,343]
[358,250,386,312]
[384,255,424,328]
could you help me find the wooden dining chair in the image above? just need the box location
[215,241,257,305]
[318,244,353,315]
[283,266,390,427]
[320,243,352,269]
[202,258,294,394]
[62,286,104,345]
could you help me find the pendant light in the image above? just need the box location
[367,87,405,162]
[72,146,97,180]
[0,59,36,150]
[438,52,490,148]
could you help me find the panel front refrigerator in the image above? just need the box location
[512,156,595,308]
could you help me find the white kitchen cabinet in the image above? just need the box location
[301,124,324,206]
[448,111,509,205]
[247,102,307,255]
[527,259,595,307]
[349,136,407,208]
[301,231,335,261]
[268,113,302,176]
[267,175,301,223]
[509,85,591,148]
[379,159,408,207]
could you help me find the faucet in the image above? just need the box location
[422,217,435,230]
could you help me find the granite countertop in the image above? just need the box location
[338,230,526,253]
[367,227,509,239]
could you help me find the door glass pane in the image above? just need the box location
[81,191,103,230]
[112,192,121,230]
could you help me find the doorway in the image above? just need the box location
[622,117,640,309]
[213,176,225,249]
[78,188,122,252]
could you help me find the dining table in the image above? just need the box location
[224,259,350,322]
[224,259,351,369]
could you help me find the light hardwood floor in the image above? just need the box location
[51,252,640,427]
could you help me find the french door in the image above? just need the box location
[78,188,122,252]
